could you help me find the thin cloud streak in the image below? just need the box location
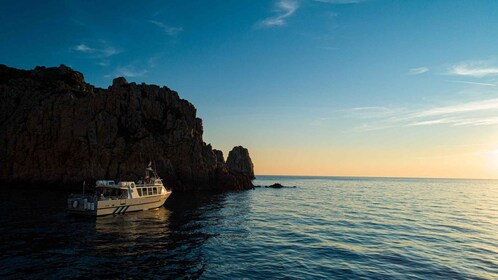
[257,0,299,27]
[73,44,117,57]
[314,0,366,3]
[105,65,148,78]
[449,60,498,77]
[97,60,109,67]
[348,98,498,132]
[408,67,429,75]
[149,20,183,36]
[454,117,498,126]
[411,98,498,118]
[116,66,147,77]
[348,106,401,119]
[409,116,498,127]
[74,44,92,53]
[407,118,456,127]
[447,80,496,87]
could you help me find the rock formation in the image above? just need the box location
[0,64,254,191]
[266,183,284,189]
[226,146,255,179]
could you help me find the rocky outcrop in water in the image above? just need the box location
[226,146,255,180]
[0,64,254,191]
[266,183,284,189]
[253,183,296,189]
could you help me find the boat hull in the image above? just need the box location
[68,192,171,216]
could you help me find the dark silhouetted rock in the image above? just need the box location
[112,77,128,87]
[266,183,284,188]
[0,64,254,191]
[264,183,296,189]
[226,146,255,179]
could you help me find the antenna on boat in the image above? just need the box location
[153,161,159,178]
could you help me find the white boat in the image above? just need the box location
[67,164,172,216]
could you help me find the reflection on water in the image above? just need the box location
[0,190,228,279]
[1,178,498,279]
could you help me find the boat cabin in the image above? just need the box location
[95,181,130,200]
[94,180,166,201]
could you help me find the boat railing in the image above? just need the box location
[96,193,129,201]
[68,193,97,202]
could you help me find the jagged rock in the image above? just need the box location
[112,77,128,87]
[226,146,255,179]
[0,64,254,191]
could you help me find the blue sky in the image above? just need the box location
[2,0,498,178]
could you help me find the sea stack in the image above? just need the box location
[227,146,255,180]
[0,64,254,191]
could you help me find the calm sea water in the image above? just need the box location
[1,176,497,279]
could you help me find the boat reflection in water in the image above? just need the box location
[87,192,227,278]
[0,186,230,279]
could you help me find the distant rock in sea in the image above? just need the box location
[0,64,254,191]
[266,183,284,189]
[264,183,296,189]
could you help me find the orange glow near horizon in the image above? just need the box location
[206,88,498,182]
[246,143,498,180]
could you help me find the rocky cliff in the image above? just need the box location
[0,64,254,191]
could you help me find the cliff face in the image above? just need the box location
[0,64,254,191]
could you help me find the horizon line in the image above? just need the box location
[254,174,498,181]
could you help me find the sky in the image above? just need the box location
[2,0,498,179]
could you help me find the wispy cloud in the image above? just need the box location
[409,98,498,118]
[115,66,148,77]
[73,44,117,57]
[74,44,93,53]
[347,98,498,132]
[408,67,429,75]
[407,118,456,127]
[447,80,496,87]
[349,106,401,119]
[449,60,498,78]
[97,60,110,67]
[257,0,299,28]
[149,20,183,36]
[408,116,498,127]
[105,65,148,78]
[314,0,366,3]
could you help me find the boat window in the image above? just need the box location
[148,188,153,196]
[137,188,142,196]
[153,187,157,194]
[143,188,148,196]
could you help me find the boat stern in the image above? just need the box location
[67,196,97,216]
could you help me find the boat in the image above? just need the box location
[67,163,172,216]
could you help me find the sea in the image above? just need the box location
[1,176,497,279]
